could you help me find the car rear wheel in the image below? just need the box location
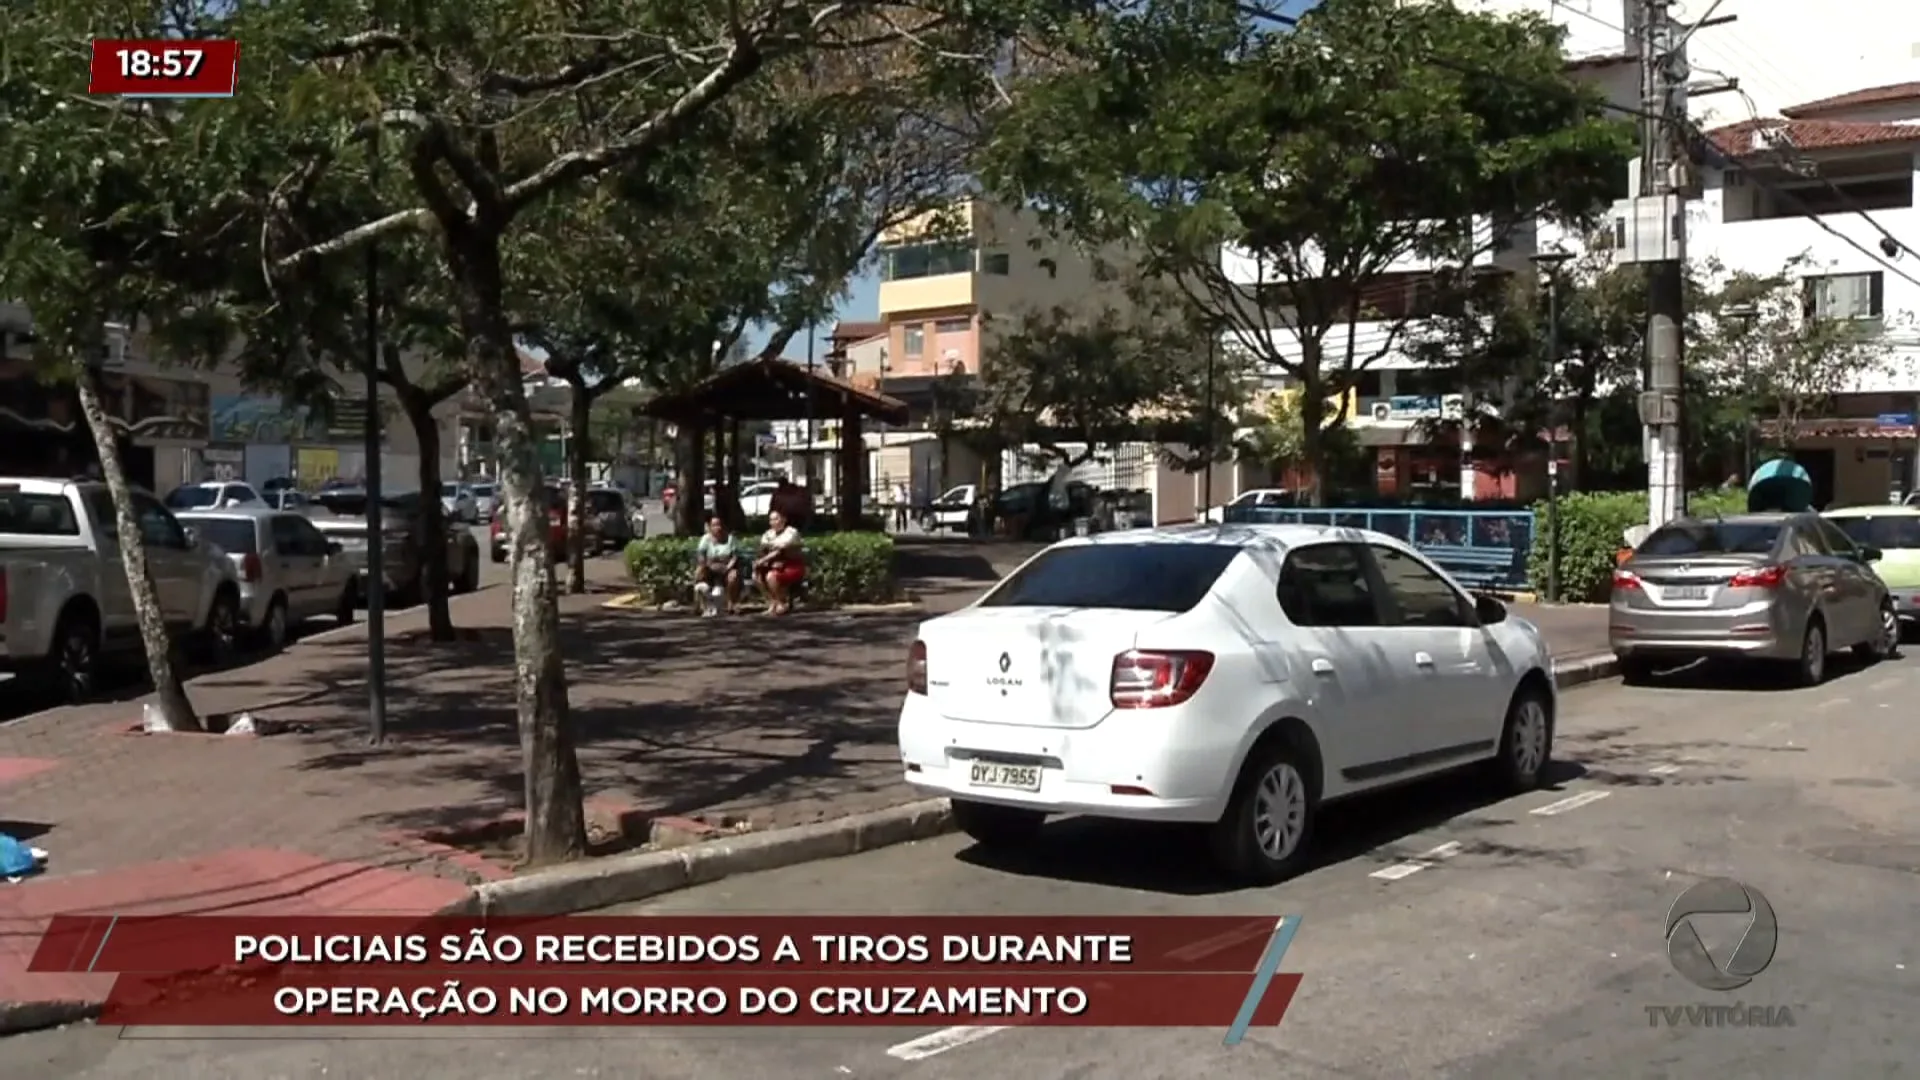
[1791,617,1827,687]
[1209,741,1317,885]
[261,596,290,651]
[335,582,356,625]
[49,608,101,704]
[949,799,1047,848]
[1855,603,1899,663]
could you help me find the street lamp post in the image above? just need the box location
[1531,248,1574,605]
[1720,303,1759,483]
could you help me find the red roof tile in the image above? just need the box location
[1782,81,1920,119]
[829,320,885,343]
[1702,118,1920,159]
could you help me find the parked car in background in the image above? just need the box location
[1207,488,1294,523]
[164,481,266,511]
[1825,504,1920,639]
[1609,512,1896,687]
[736,480,781,519]
[470,480,498,523]
[307,489,481,605]
[898,523,1558,884]
[992,479,1097,540]
[265,490,312,513]
[586,486,637,552]
[0,478,243,700]
[490,485,569,563]
[919,484,978,533]
[177,507,358,650]
[441,482,479,524]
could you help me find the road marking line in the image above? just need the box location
[1369,840,1463,880]
[1816,696,1852,711]
[1649,764,1682,776]
[1531,790,1611,816]
[1868,676,1903,692]
[887,1026,1011,1060]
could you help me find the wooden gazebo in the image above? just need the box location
[642,358,909,530]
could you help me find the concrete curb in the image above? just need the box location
[0,999,101,1037]
[440,798,955,918]
[1552,652,1621,691]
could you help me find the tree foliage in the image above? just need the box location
[978,0,1635,501]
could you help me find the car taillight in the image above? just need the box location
[241,553,262,582]
[1611,569,1642,591]
[907,640,928,695]
[1110,650,1214,710]
[1729,565,1788,589]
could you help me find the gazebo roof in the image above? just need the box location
[641,358,908,425]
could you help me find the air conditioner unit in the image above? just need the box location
[1370,401,1392,422]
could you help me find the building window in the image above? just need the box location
[883,241,975,280]
[934,318,972,334]
[980,252,1010,275]
[1804,272,1883,320]
[902,327,926,356]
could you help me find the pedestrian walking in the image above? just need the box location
[893,480,910,532]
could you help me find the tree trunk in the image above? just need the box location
[678,427,706,537]
[1296,342,1329,508]
[406,396,456,641]
[450,234,585,866]
[565,380,591,595]
[74,364,201,731]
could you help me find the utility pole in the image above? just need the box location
[1637,0,1690,529]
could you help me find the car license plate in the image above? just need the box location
[1665,585,1710,601]
[968,761,1042,792]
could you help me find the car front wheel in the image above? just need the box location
[1488,681,1553,793]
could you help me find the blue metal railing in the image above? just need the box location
[1222,506,1535,590]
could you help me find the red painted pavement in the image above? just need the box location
[0,847,467,1011]
[0,758,59,787]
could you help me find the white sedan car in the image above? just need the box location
[898,523,1557,884]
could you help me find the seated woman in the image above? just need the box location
[753,510,805,615]
[693,516,741,615]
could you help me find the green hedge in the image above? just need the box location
[624,531,898,607]
[1528,488,1749,601]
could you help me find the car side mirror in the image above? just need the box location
[181,527,197,547]
[1473,594,1507,624]
[1862,546,1883,563]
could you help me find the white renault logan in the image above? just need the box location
[898,524,1558,884]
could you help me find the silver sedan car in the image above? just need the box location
[1610,512,1897,686]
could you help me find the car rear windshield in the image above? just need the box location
[980,543,1240,613]
[0,490,79,535]
[589,491,624,513]
[164,486,219,509]
[1834,516,1920,550]
[191,518,258,554]
[1638,521,1783,556]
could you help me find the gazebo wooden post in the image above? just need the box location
[682,415,706,537]
[838,401,864,531]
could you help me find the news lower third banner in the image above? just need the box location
[31,915,1303,1035]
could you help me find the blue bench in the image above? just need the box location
[1418,544,1520,588]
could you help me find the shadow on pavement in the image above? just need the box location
[1625,650,1895,692]
[951,760,1591,896]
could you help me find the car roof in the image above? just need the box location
[1825,505,1920,518]
[1661,512,1803,526]
[1046,522,1420,556]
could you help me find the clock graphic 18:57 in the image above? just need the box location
[88,39,241,97]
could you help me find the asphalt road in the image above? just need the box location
[13,650,1920,1076]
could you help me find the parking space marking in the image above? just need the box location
[1868,675,1904,693]
[1369,840,1463,881]
[1649,764,1682,776]
[1816,696,1853,711]
[1530,790,1611,816]
[887,1026,1010,1061]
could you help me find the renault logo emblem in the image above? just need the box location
[998,652,1011,673]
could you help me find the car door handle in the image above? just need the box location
[1309,658,1335,675]
[1414,652,1436,667]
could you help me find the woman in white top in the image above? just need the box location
[753,510,806,615]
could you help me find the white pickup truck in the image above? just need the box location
[0,477,244,701]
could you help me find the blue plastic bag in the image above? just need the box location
[0,833,41,878]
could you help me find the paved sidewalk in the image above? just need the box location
[0,540,1606,1016]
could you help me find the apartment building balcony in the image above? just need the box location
[1221,216,1541,287]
